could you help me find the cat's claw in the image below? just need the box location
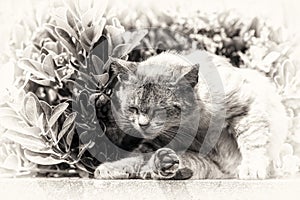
[94,163,132,179]
[153,148,180,179]
[237,157,269,179]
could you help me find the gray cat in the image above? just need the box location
[94,51,288,179]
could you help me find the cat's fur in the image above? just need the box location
[94,51,288,179]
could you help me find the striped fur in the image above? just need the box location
[95,51,288,180]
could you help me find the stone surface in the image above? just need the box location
[1,178,300,200]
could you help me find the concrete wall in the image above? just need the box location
[1,178,300,200]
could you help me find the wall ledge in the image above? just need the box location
[1,178,300,200]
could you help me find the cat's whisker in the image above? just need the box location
[160,126,202,147]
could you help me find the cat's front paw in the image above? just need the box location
[237,156,269,179]
[94,162,133,179]
[153,148,180,179]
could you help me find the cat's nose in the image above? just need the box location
[138,114,150,128]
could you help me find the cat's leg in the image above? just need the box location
[94,149,180,180]
[139,148,180,179]
[231,112,271,179]
[94,156,145,179]
[94,148,180,180]
[140,148,227,179]
[94,148,227,179]
[179,152,227,179]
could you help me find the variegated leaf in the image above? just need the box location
[4,130,48,153]
[48,102,69,127]
[57,112,77,143]
[24,149,66,165]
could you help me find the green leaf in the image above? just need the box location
[106,25,125,47]
[18,59,54,81]
[249,17,261,37]
[63,0,81,20]
[66,124,76,149]
[92,73,109,86]
[122,30,148,46]
[56,67,74,81]
[91,55,104,74]
[49,119,59,142]
[42,54,56,77]
[80,35,91,52]
[91,35,110,63]
[19,127,42,138]
[123,29,148,50]
[24,150,65,165]
[40,101,52,122]
[1,154,20,170]
[0,116,41,138]
[78,0,91,13]
[48,102,69,127]
[43,41,60,55]
[275,59,297,88]
[0,115,22,127]
[81,9,94,30]
[0,107,18,117]
[262,51,281,65]
[77,71,98,88]
[23,45,35,59]
[55,27,77,55]
[23,92,42,126]
[4,130,48,152]
[57,112,77,143]
[111,44,131,58]
[92,0,108,24]
[53,7,79,40]
[23,14,37,33]
[81,27,94,45]
[77,141,92,160]
[91,18,106,45]
[66,9,80,39]
[75,162,90,175]
[66,79,86,91]
[29,78,52,87]
[20,59,42,73]
[12,24,26,48]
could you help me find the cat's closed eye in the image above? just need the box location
[173,102,181,110]
[128,106,139,114]
[152,107,166,115]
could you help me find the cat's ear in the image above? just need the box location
[175,64,199,88]
[110,57,137,75]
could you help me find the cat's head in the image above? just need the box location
[110,56,199,140]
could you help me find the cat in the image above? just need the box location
[94,51,288,179]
